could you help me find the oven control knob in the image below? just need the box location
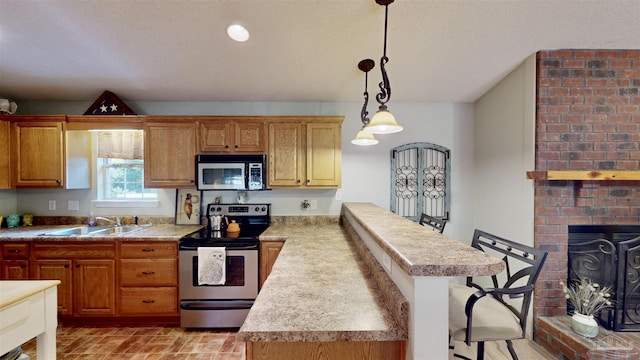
[216,207,222,212]
[255,206,260,212]
[261,206,267,212]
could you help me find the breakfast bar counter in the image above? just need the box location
[239,202,504,360]
[239,222,407,359]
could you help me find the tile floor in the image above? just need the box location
[21,325,245,360]
[18,325,558,360]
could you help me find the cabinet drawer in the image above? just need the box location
[120,287,177,314]
[32,242,115,258]
[120,242,177,259]
[3,243,29,259]
[120,259,177,286]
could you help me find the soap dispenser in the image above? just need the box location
[88,212,97,226]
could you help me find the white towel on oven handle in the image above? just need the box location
[197,247,226,285]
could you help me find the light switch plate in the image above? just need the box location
[68,200,80,211]
[48,200,56,211]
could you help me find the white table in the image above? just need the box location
[0,280,60,359]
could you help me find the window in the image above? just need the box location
[93,130,157,205]
[391,142,450,222]
[98,158,156,200]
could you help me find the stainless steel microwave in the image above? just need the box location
[196,154,266,191]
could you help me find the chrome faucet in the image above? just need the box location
[96,216,121,227]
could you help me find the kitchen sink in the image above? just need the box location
[40,224,152,236]
[87,224,152,236]
[41,226,111,236]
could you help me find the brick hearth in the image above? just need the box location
[532,50,640,357]
[538,316,640,360]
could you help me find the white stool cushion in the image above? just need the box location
[449,284,523,342]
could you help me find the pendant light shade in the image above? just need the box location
[365,108,403,134]
[351,129,379,145]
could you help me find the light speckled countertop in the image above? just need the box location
[239,223,407,343]
[0,280,61,308]
[240,203,505,344]
[342,202,505,277]
[0,224,204,241]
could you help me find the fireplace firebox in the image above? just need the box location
[568,225,640,332]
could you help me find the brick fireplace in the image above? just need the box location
[531,50,640,357]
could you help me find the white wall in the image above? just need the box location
[472,54,536,245]
[0,190,18,215]
[6,101,474,237]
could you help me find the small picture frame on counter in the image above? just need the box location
[175,189,201,225]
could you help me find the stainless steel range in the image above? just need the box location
[179,203,270,328]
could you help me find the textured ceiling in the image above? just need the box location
[1,0,639,103]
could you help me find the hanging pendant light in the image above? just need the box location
[352,59,379,146]
[365,0,403,135]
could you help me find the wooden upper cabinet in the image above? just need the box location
[197,118,266,153]
[306,122,341,187]
[268,122,305,187]
[0,118,10,189]
[144,118,196,188]
[10,115,66,188]
[267,117,342,188]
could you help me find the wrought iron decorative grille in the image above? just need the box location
[391,143,450,221]
[568,225,640,331]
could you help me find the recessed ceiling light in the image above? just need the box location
[227,24,249,42]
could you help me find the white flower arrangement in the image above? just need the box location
[560,276,613,316]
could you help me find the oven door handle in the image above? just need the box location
[180,301,254,311]
[179,244,258,251]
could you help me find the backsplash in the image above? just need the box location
[29,215,176,227]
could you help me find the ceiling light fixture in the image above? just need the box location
[365,0,403,135]
[227,24,250,42]
[352,59,378,146]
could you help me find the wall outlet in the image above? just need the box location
[48,200,56,211]
[310,200,317,209]
[335,189,342,201]
[68,200,80,211]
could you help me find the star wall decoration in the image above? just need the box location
[83,90,137,115]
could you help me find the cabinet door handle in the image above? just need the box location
[20,265,26,269]
[141,248,155,252]
[141,271,155,275]
[225,145,229,148]
[142,299,155,304]
[8,249,21,253]
[56,179,61,184]
[296,179,301,183]
[64,264,69,268]
[235,145,238,148]
[307,179,310,183]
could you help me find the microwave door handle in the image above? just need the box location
[244,164,250,190]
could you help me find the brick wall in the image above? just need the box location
[534,50,640,321]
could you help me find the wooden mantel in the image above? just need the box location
[526,171,640,181]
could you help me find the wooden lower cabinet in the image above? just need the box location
[31,242,116,317]
[119,242,178,316]
[259,240,284,288]
[1,243,30,279]
[22,240,179,324]
[120,287,177,315]
[246,340,405,360]
[33,259,74,315]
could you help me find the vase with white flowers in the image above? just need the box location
[560,275,613,338]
